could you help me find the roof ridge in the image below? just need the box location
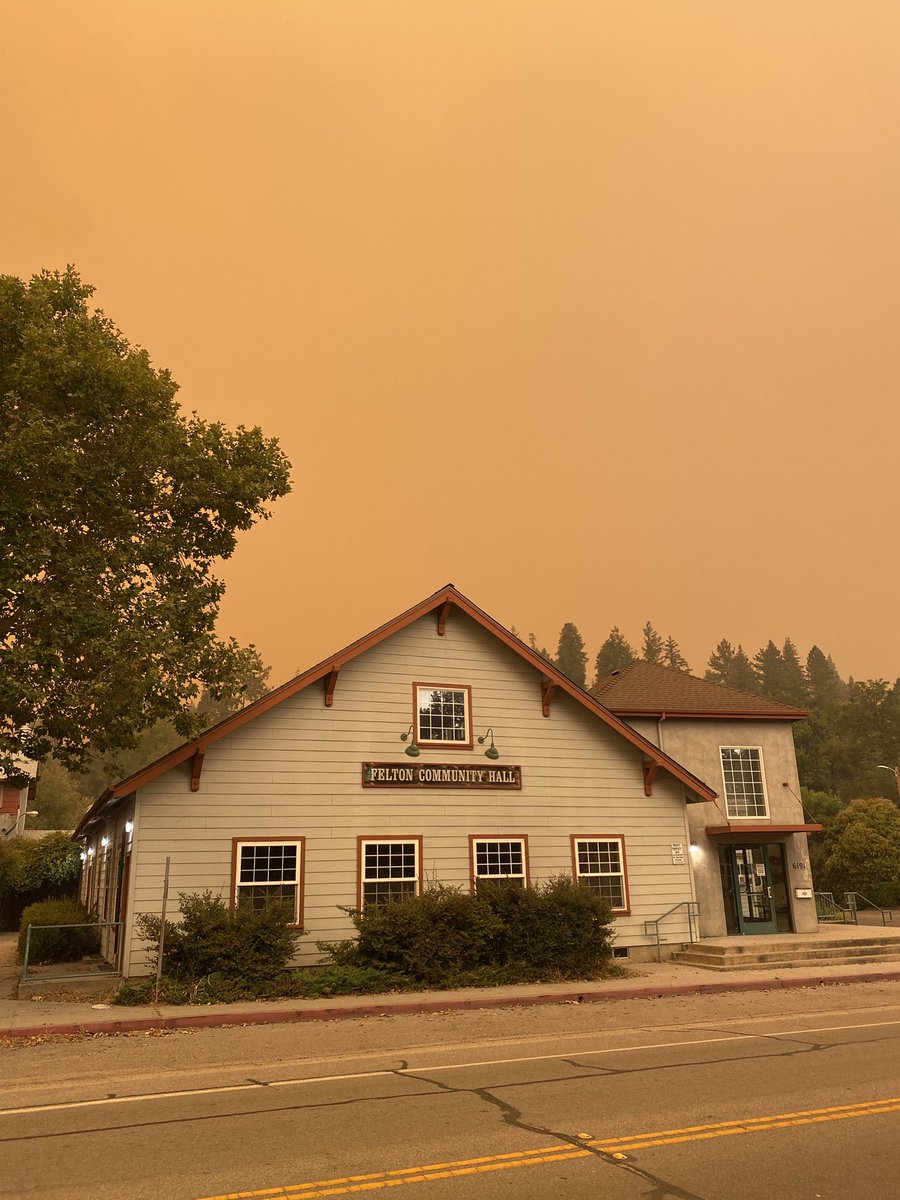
[73,585,717,837]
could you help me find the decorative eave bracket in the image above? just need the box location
[323,666,340,708]
[642,758,660,797]
[190,748,206,793]
[541,681,556,718]
[437,600,453,637]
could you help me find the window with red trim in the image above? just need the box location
[234,840,303,923]
[572,837,629,912]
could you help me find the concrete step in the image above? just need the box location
[671,936,900,971]
[670,949,900,972]
[691,935,900,956]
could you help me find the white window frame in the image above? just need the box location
[470,836,528,889]
[719,746,769,819]
[359,837,421,907]
[233,838,304,924]
[572,836,630,913]
[414,683,472,748]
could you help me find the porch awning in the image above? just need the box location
[704,823,823,837]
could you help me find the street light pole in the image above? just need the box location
[877,764,900,802]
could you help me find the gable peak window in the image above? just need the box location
[720,747,768,818]
[415,684,472,747]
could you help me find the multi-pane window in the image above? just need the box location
[720,747,768,818]
[416,684,471,746]
[361,839,420,905]
[573,837,629,912]
[471,838,527,888]
[234,840,303,922]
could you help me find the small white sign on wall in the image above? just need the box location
[671,842,686,865]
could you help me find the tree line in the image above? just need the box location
[525,618,900,903]
[521,618,900,807]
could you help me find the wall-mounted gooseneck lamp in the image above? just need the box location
[400,724,420,757]
[477,728,500,760]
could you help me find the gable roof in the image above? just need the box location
[75,585,716,836]
[592,659,808,720]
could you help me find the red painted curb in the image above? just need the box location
[3,970,900,1041]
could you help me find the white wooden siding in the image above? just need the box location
[119,614,694,974]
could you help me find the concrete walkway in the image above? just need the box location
[4,926,900,1041]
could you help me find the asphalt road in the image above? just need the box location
[4,982,900,1200]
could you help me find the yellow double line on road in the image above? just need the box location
[199,1095,900,1200]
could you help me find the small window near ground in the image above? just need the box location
[720,747,768,818]
[360,838,421,906]
[233,839,303,924]
[471,837,527,889]
[572,837,629,912]
[415,684,472,747]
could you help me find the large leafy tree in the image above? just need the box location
[0,268,291,775]
[821,797,900,905]
[554,622,588,686]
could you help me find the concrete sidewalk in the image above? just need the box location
[4,954,900,1042]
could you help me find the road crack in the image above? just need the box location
[397,1067,708,1199]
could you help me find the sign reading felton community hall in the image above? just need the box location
[362,762,522,789]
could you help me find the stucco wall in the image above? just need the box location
[623,716,817,935]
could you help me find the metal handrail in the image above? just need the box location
[815,892,854,924]
[20,921,123,985]
[644,901,700,962]
[845,893,894,925]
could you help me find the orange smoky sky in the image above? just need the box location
[4,1,900,686]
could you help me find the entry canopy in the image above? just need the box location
[705,823,823,837]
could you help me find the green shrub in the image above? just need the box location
[1,833,82,932]
[112,964,411,1005]
[324,877,614,987]
[331,883,502,987]
[113,977,191,1005]
[135,890,302,987]
[17,899,100,963]
[288,964,410,998]
[479,876,614,975]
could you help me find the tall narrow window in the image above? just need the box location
[359,838,421,906]
[233,839,304,923]
[415,684,472,747]
[470,837,528,889]
[720,747,768,818]
[572,837,629,913]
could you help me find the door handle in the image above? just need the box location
[767,886,772,898]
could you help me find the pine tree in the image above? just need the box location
[705,639,735,685]
[555,623,588,687]
[662,635,689,673]
[528,632,554,663]
[593,627,637,682]
[806,646,845,707]
[728,646,758,693]
[753,640,784,698]
[779,638,808,706]
[641,622,664,664]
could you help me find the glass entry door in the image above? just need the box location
[729,845,778,935]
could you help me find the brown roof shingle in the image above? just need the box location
[592,660,807,719]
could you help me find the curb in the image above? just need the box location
[4,969,900,1041]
